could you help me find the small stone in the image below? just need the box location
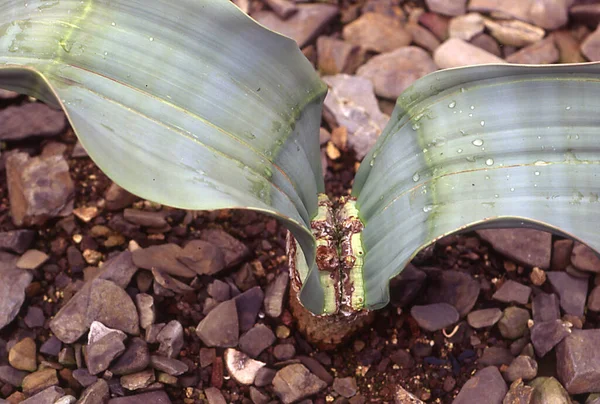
[16,249,49,270]
[123,209,168,228]
[8,337,37,371]
[503,355,538,382]
[150,355,188,376]
[582,25,600,62]
[24,306,45,328]
[483,18,545,47]
[204,387,227,404]
[333,377,358,398]
[255,367,276,387]
[0,230,35,254]
[272,364,327,404]
[532,292,561,323]
[22,368,59,396]
[86,330,127,375]
[120,369,155,391]
[479,347,514,367]
[0,261,33,331]
[157,372,177,385]
[0,365,28,386]
[406,22,441,52]
[449,13,484,41]
[199,229,250,269]
[434,38,505,69]
[394,385,424,403]
[529,376,570,403]
[588,285,600,311]
[342,13,411,53]
[506,36,559,64]
[453,366,507,404]
[106,390,171,404]
[467,308,503,329]
[132,244,195,278]
[105,183,138,211]
[72,368,98,388]
[273,344,295,361]
[547,271,588,316]
[249,386,269,404]
[498,307,531,340]
[530,267,546,286]
[0,88,19,100]
[264,272,289,318]
[21,386,65,404]
[73,206,99,223]
[135,293,155,329]
[199,348,216,368]
[207,280,230,302]
[426,0,466,16]
[477,228,552,269]
[145,323,165,344]
[388,264,427,308]
[493,280,532,305]
[110,338,150,376]
[531,320,572,357]
[424,269,480,317]
[235,287,264,332]
[552,239,574,270]
[503,379,534,404]
[196,299,239,347]
[40,336,62,357]
[571,242,600,273]
[239,324,276,358]
[156,320,184,358]
[0,103,66,141]
[78,379,109,404]
[557,329,600,394]
[96,250,139,289]
[317,36,365,76]
[224,348,265,385]
[411,303,459,332]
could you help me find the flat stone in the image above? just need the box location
[272,364,327,404]
[419,12,450,40]
[571,242,600,273]
[252,4,338,48]
[156,320,184,358]
[477,228,552,269]
[204,387,226,404]
[152,269,193,294]
[316,36,364,76]
[21,386,65,404]
[238,324,276,358]
[411,303,459,332]
[105,183,138,211]
[110,338,150,376]
[78,379,109,404]
[95,251,138,289]
[424,269,480,317]
[22,368,59,396]
[388,264,426,308]
[224,348,265,385]
[264,272,289,318]
[123,209,168,228]
[0,365,27,386]
[503,355,538,382]
[273,344,295,361]
[492,280,532,305]
[8,337,37,371]
[557,329,600,394]
[484,18,545,47]
[342,12,411,53]
[333,377,358,398]
[136,293,155,329]
[406,23,441,52]
[434,38,505,69]
[24,306,45,328]
[72,368,98,388]
[530,377,570,403]
[0,263,33,331]
[498,307,531,340]
[588,285,600,311]
[504,379,534,404]
[0,103,66,141]
[426,0,466,16]
[552,239,574,270]
[356,46,437,100]
[132,244,195,278]
[234,287,264,332]
[6,152,74,227]
[0,230,35,254]
[196,299,239,347]
[0,88,19,99]
[467,308,503,329]
[50,278,139,343]
[207,280,230,302]
[107,390,171,404]
[469,0,567,30]
[150,355,188,376]
[120,369,155,391]
[453,366,507,404]
[145,323,165,344]
[86,330,127,375]
[254,367,277,387]
[17,249,49,270]
[531,320,572,357]
[179,239,226,275]
[449,13,485,41]
[506,36,559,64]
[479,347,514,367]
[547,271,588,316]
[532,292,560,323]
[199,229,249,269]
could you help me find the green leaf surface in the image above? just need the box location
[353,63,600,309]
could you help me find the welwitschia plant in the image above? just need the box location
[2,0,600,316]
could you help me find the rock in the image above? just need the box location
[150,355,188,376]
[272,364,327,404]
[24,306,45,328]
[0,365,27,386]
[493,280,532,305]
[252,4,338,48]
[547,271,588,316]
[152,269,193,295]
[86,330,127,375]
[477,229,552,269]
[255,367,277,387]
[449,13,485,41]
[156,320,184,358]
[224,348,266,385]
[50,278,140,343]
[249,386,269,404]
[264,272,288,318]
[453,366,507,404]
[503,355,538,382]
[317,36,364,75]
[467,308,503,329]
[532,292,560,323]
[469,0,567,30]
[504,379,534,404]
[470,33,501,56]
[96,250,138,289]
[78,379,109,404]
[556,329,600,394]
[394,385,424,403]
[498,307,531,340]
[176,240,226,276]
[342,13,411,53]
[571,242,600,273]
[6,152,74,226]
[0,264,33,331]
[123,209,168,228]
[589,285,600,311]
[333,377,358,398]
[40,336,61,357]
[132,244,195,278]
[135,293,155,330]
[120,369,155,390]
[424,269,480,317]
[234,287,264,332]
[483,19,545,47]
[16,249,48,270]
[0,88,19,99]
[322,74,389,160]
[531,320,572,357]
[434,38,505,69]
[8,337,37,371]
[22,368,59,395]
[552,239,574,270]
[410,303,459,332]
[529,0,569,30]
[72,368,98,387]
[419,12,449,40]
[356,46,437,100]
[298,356,334,385]
[506,36,559,64]
[107,390,171,404]
[196,299,239,347]
[204,387,226,404]
[20,386,65,404]
[238,324,276,358]
[263,0,297,19]
[273,344,295,361]
[530,267,547,286]
[389,264,426,308]
[406,23,441,52]
[426,0,466,16]
[199,229,249,269]
[110,338,150,376]
[0,103,66,141]
[0,230,35,254]
[479,347,514,367]
[207,280,230,302]
[105,183,138,211]
[529,377,570,403]
[145,323,165,344]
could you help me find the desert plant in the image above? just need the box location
[2,0,600,323]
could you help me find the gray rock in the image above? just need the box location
[255,367,277,387]
[235,286,264,332]
[477,228,552,269]
[479,347,514,367]
[199,348,216,368]
[424,269,480,317]
[426,0,466,16]
[272,364,327,404]
[72,368,98,387]
[531,320,572,357]
[389,264,426,308]
[333,377,358,398]
[570,242,600,273]
[132,244,195,278]
[6,152,74,227]
[40,336,62,357]
[24,306,45,328]
[498,307,531,340]
[532,292,561,323]
[264,272,289,318]
[204,387,226,404]
[239,324,276,358]
[0,263,33,331]
[95,251,138,289]
[50,278,139,343]
[0,365,27,386]
[150,355,188,376]
[78,379,109,404]
[224,348,266,385]
[196,299,239,347]
[152,269,194,295]
[503,355,538,382]
[434,38,505,69]
[467,308,503,329]
[199,229,249,269]
[86,330,127,375]
[135,293,155,330]
[410,303,459,332]
[273,344,295,361]
[123,209,168,228]
[107,391,172,404]
[557,329,600,394]
[492,280,532,305]
[207,279,230,302]
[120,369,155,391]
[529,377,570,403]
[145,323,165,344]
[20,386,65,404]
[0,103,66,141]
[178,239,226,276]
[105,183,138,211]
[547,271,588,316]
[453,366,507,404]
[0,230,35,254]
[449,13,484,41]
[110,338,150,376]
[156,320,184,358]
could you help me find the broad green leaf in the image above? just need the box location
[0,0,328,313]
[353,63,600,310]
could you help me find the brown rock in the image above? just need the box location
[263,0,297,19]
[552,30,585,63]
[107,391,171,404]
[528,0,569,30]
[179,239,227,275]
[570,4,600,29]
[8,338,37,372]
[434,38,505,69]
[449,13,485,41]
[22,368,59,396]
[453,366,507,404]
[0,103,66,141]
[506,36,559,64]
[581,25,600,61]
[272,364,327,404]
[105,183,138,211]
[503,379,534,404]
[199,229,249,269]
[470,33,502,56]
[571,242,600,273]
[316,36,364,75]
[557,329,600,394]
[406,23,441,52]
[469,0,532,22]
[425,0,466,16]
[343,13,411,53]
[484,19,545,47]
[552,239,574,271]
[419,12,449,41]
[0,260,33,331]
[477,229,551,269]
